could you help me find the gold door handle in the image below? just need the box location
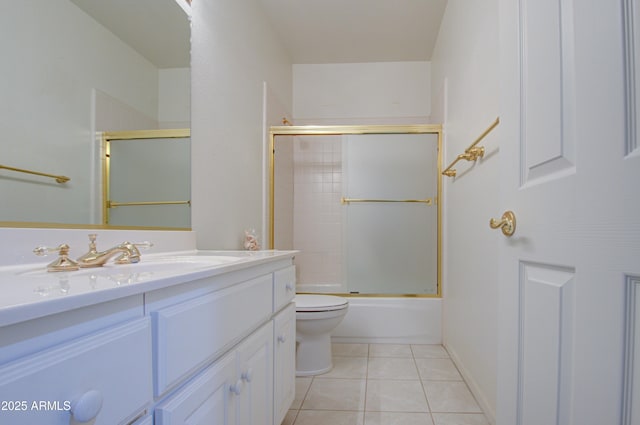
[489,211,516,237]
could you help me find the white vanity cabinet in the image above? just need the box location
[0,251,296,425]
[150,261,297,425]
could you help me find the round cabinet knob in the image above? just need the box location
[241,368,254,383]
[230,379,244,395]
[71,389,103,423]
[285,284,294,292]
[277,334,287,343]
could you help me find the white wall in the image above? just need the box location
[158,68,191,129]
[430,0,499,421]
[1,0,160,225]
[190,0,292,249]
[294,62,431,122]
[263,83,293,249]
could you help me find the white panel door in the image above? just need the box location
[498,0,640,424]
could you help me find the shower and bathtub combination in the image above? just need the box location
[269,124,443,375]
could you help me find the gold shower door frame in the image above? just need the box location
[102,128,191,228]
[268,124,443,298]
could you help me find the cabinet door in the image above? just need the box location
[273,303,296,425]
[155,351,236,425]
[236,322,274,425]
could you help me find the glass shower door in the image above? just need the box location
[343,133,438,295]
[107,134,191,228]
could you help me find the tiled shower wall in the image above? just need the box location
[292,136,343,290]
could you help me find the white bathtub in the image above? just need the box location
[330,297,441,345]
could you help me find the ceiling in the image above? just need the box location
[70,0,190,69]
[257,0,448,63]
[70,0,447,68]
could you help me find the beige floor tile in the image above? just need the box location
[415,358,463,381]
[294,410,365,425]
[297,344,489,423]
[423,381,482,413]
[368,357,420,380]
[302,378,366,411]
[292,377,313,409]
[411,345,450,358]
[431,413,490,425]
[321,356,368,379]
[365,380,429,413]
[332,343,369,357]
[364,411,434,425]
[369,344,413,358]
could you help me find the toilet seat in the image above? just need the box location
[295,294,348,312]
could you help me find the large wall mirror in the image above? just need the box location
[0,0,191,229]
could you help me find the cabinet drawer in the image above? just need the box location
[0,318,152,425]
[152,274,273,396]
[273,266,296,312]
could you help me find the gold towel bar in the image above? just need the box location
[0,164,70,184]
[442,117,500,177]
[341,197,434,205]
[108,200,191,208]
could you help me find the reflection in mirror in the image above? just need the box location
[271,128,441,296]
[0,0,190,228]
[104,130,191,229]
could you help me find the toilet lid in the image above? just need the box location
[295,294,348,312]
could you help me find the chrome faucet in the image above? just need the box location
[76,234,152,268]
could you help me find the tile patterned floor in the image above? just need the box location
[282,343,489,425]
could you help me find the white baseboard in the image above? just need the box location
[444,342,497,425]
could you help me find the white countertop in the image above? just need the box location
[0,250,297,328]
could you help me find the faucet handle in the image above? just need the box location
[115,241,153,264]
[33,244,69,256]
[112,241,152,265]
[33,244,80,272]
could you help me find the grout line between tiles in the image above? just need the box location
[290,343,488,425]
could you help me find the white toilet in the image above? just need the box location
[295,294,349,376]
